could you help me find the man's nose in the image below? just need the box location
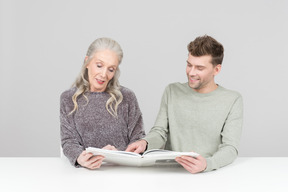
[189,67,196,76]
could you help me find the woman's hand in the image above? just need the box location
[102,144,118,151]
[77,145,117,169]
[77,151,104,170]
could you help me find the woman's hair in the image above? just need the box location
[187,35,224,66]
[70,37,123,117]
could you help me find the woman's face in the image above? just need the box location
[86,49,119,92]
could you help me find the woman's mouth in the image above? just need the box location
[96,78,105,85]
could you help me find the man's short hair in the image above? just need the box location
[187,35,224,66]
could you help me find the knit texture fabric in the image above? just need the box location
[144,82,243,172]
[60,86,145,167]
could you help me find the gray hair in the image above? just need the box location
[70,37,123,117]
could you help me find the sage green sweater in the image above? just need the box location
[144,82,243,172]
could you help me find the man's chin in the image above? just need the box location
[188,83,200,90]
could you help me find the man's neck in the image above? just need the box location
[194,83,218,94]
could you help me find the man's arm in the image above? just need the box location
[176,95,243,173]
[205,95,243,172]
[126,86,171,152]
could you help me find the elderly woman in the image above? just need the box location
[60,37,145,169]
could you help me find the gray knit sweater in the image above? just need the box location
[60,86,145,167]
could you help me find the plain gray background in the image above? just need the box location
[0,0,287,157]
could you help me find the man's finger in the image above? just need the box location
[133,147,144,154]
[125,144,136,152]
[176,157,199,174]
[180,155,199,164]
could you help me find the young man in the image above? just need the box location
[126,35,243,173]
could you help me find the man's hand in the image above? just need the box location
[175,155,207,174]
[77,151,104,170]
[125,139,147,153]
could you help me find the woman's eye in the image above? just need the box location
[96,63,102,68]
[109,68,114,72]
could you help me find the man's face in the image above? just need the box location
[186,54,221,93]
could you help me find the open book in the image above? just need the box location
[86,147,199,167]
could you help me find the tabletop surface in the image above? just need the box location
[0,157,287,192]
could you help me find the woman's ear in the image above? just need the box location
[85,56,89,68]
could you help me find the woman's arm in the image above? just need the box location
[60,92,85,167]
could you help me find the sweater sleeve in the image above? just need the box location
[60,92,84,167]
[144,86,170,149]
[204,95,243,172]
[126,90,146,144]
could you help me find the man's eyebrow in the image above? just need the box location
[186,61,205,67]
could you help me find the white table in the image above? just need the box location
[0,157,287,192]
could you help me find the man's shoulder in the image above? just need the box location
[165,82,188,91]
[218,85,242,98]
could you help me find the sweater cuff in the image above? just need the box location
[204,157,215,172]
[64,147,83,168]
[70,152,81,168]
[144,135,165,150]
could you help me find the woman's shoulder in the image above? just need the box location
[60,87,77,101]
[120,86,134,95]
[120,86,138,101]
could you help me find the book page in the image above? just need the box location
[142,149,176,156]
[86,147,141,157]
[85,147,199,167]
[143,149,199,157]
[86,147,143,166]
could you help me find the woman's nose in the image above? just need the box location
[100,68,108,78]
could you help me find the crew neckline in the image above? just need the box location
[184,82,223,97]
[87,91,108,95]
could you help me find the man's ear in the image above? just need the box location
[214,64,222,76]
